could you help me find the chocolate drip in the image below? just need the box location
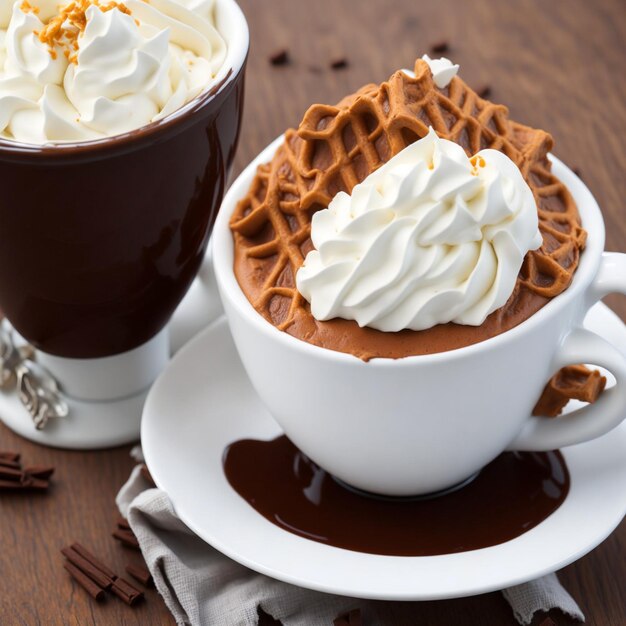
[223,436,569,557]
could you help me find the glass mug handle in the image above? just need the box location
[508,252,626,451]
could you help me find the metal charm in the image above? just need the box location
[0,318,68,429]
[0,319,20,389]
[16,361,69,430]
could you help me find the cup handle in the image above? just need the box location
[507,252,626,451]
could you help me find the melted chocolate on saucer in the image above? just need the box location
[223,436,569,556]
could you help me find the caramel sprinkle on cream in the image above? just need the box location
[28,0,136,63]
[20,0,40,14]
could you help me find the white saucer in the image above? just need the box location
[0,245,224,450]
[142,302,626,601]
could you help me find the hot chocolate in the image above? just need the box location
[0,0,247,358]
[230,57,586,359]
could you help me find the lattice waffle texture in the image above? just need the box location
[231,58,587,359]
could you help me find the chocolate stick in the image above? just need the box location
[0,451,20,462]
[112,529,141,550]
[111,578,144,606]
[0,479,28,490]
[19,475,49,490]
[125,563,153,588]
[0,467,23,482]
[0,477,48,491]
[61,547,114,590]
[70,543,118,580]
[0,458,21,470]
[64,562,106,601]
[23,466,55,480]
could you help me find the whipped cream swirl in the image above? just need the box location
[296,128,543,332]
[0,0,226,143]
[421,54,459,88]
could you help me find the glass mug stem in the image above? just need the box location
[508,252,626,451]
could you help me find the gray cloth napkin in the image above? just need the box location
[117,452,585,626]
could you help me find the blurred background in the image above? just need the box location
[234,0,625,318]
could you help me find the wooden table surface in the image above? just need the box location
[1,0,625,624]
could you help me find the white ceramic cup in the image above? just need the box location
[214,136,626,496]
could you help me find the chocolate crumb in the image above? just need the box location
[430,40,449,54]
[538,617,557,626]
[477,85,492,99]
[330,58,348,70]
[269,49,289,66]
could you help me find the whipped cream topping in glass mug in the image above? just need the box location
[0,0,226,143]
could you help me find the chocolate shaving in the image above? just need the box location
[430,40,449,54]
[112,528,141,550]
[61,547,114,590]
[64,562,106,601]
[23,465,55,480]
[71,542,118,580]
[330,58,348,70]
[125,563,153,588]
[269,49,290,66]
[533,364,606,417]
[333,608,362,626]
[476,84,492,99]
[111,578,144,606]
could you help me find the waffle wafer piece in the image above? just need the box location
[231,58,586,355]
[533,365,607,417]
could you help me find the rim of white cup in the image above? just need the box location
[213,134,605,367]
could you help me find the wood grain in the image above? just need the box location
[1,0,625,624]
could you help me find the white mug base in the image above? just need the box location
[35,328,170,403]
[0,243,224,450]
